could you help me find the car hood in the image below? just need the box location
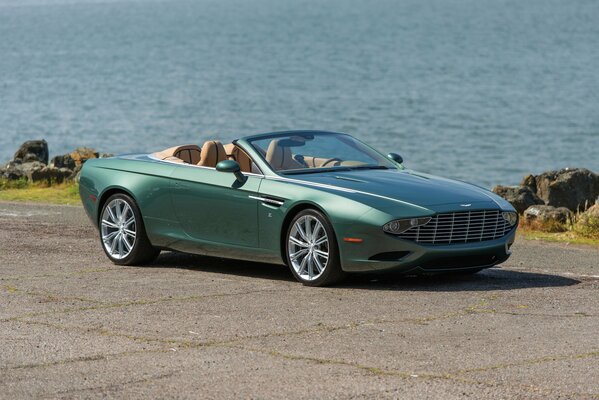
[285,169,503,208]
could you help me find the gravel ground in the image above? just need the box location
[0,201,598,399]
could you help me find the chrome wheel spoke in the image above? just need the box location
[123,229,136,237]
[297,253,308,275]
[110,233,119,254]
[107,206,117,224]
[290,248,308,261]
[312,253,324,273]
[102,231,118,244]
[118,235,124,257]
[304,217,312,240]
[289,236,309,248]
[115,201,123,220]
[314,249,328,260]
[122,235,133,252]
[295,220,309,242]
[102,219,119,229]
[314,236,328,246]
[312,221,323,241]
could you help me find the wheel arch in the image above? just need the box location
[96,186,139,225]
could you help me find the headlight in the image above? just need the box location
[502,211,518,226]
[383,217,431,234]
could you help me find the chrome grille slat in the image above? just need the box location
[396,210,513,245]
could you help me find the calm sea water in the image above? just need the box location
[1,0,598,187]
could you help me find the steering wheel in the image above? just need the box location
[293,154,309,167]
[321,157,342,167]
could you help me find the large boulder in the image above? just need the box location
[13,140,49,164]
[575,204,599,238]
[1,160,26,180]
[492,185,544,214]
[520,174,537,193]
[1,161,46,181]
[70,147,99,167]
[49,154,76,170]
[534,168,599,212]
[524,205,573,225]
[29,166,72,184]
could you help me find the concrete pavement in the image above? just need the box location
[0,201,597,399]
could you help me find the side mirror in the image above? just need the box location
[387,153,403,164]
[216,160,247,183]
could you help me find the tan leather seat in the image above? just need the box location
[163,156,185,163]
[265,139,303,170]
[154,144,201,164]
[224,143,254,173]
[198,140,227,167]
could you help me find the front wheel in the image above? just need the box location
[285,209,345,286]
[99,193,160,265]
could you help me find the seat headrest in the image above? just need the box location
[153,144,201,164]
[266,139,303,170]
[266,139,290,170]
[198,140,227,167]
[224,143,253,173]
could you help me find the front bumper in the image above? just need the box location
[336,223,516,273]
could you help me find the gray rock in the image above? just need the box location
[13,140,49,164]
[49,154,76,170]
[70,147,99,167]
[1,161,46,181]
[577,204,599,223]
[524,205,573,224]
[1,160,26,180]
[68,164,83,182]
[492,185,544,214]
[534,168,599,212]
[520,174,537,193]
[29,166,72,184]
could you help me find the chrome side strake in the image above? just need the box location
[248,195,284,206]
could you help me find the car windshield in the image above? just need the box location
[248,132,399,174]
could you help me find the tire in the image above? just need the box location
[285,209,345,286]
[99,193,160,265]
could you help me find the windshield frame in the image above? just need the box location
[245,131,402,176]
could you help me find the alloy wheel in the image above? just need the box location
[288,215,329,281]
[101,198,137,260]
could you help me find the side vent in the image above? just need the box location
[248,195,284,208]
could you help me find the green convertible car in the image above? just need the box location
[79,130,518,286]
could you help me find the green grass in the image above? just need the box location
[0,178,81,205]
[518,215,599,247]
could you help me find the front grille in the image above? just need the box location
[396,210,513,245]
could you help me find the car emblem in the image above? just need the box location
[460,203,472,207]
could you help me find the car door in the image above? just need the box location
[170,164,262,248]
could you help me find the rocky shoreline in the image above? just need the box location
[0,140,111,183]
[1,139,598,230]
[492,168,599,228]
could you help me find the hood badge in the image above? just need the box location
[460,203,472,207]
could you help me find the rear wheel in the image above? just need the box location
[285,209,345,286]
[100,193,159,265]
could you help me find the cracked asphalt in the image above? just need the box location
[1,201,598,399]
